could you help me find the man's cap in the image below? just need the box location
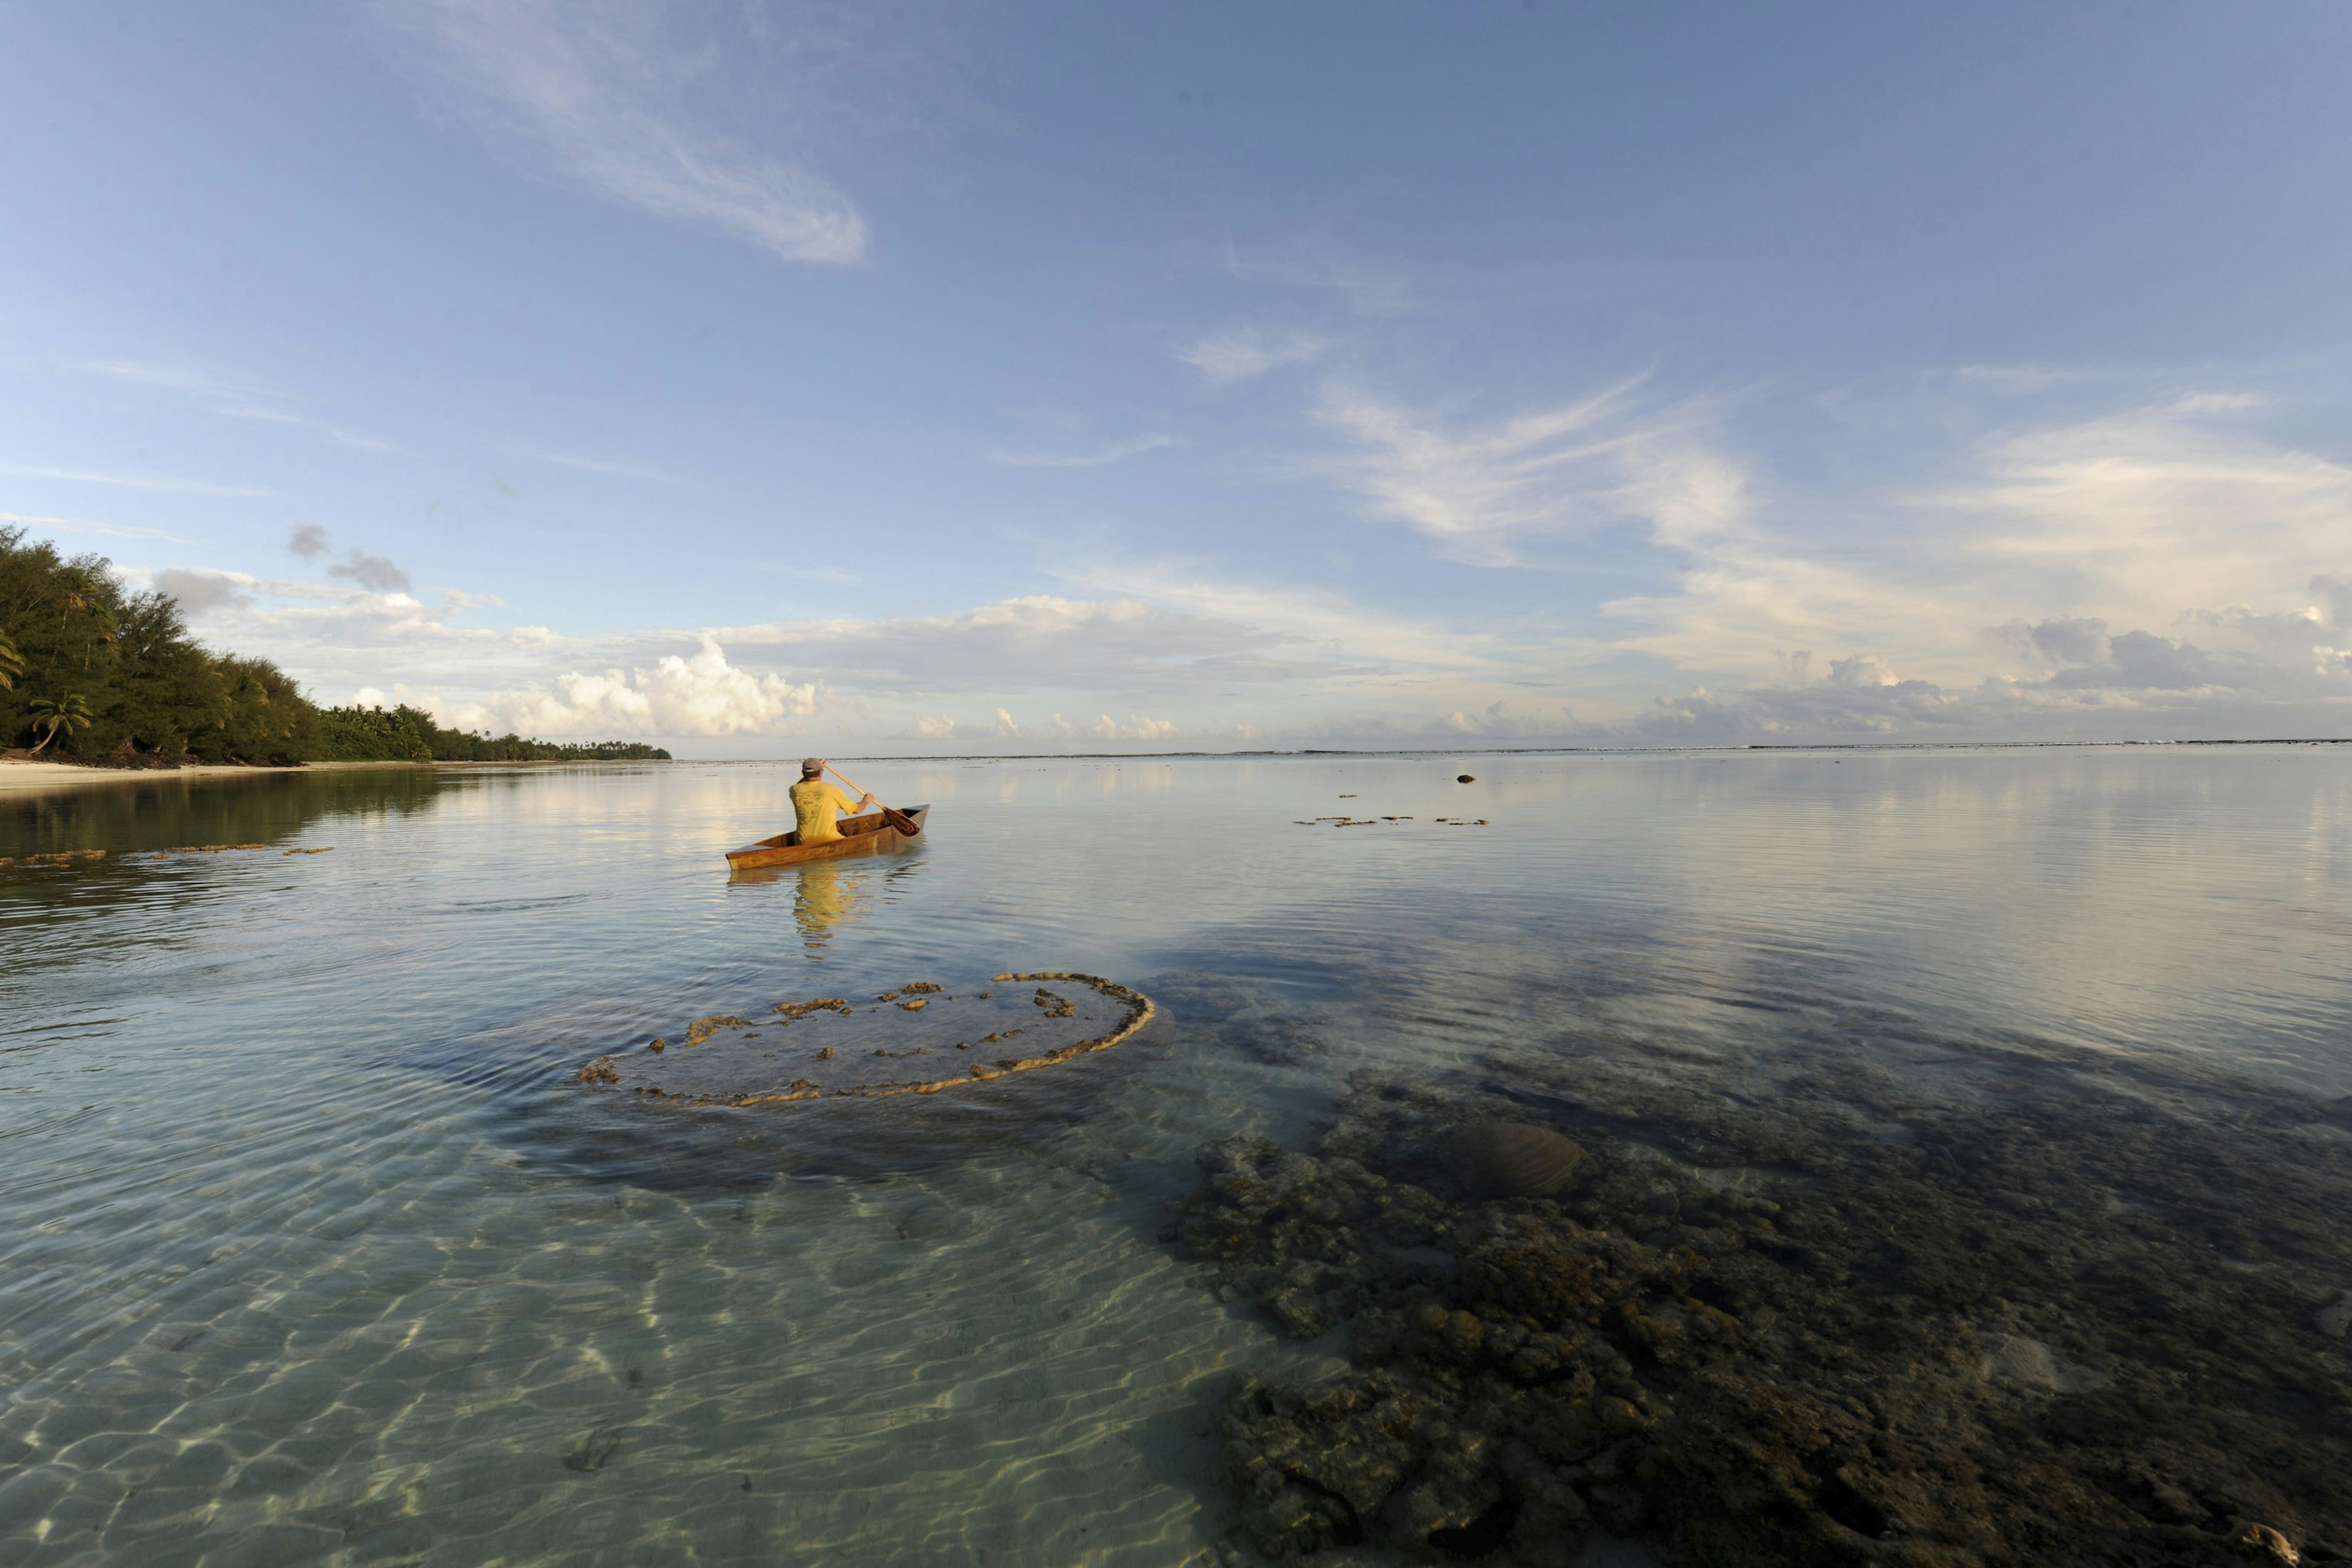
[801,756,826,775]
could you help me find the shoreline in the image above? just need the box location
[10,738,2348,796]
[0,757,663,796]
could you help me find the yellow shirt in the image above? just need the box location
[789,778,865,843]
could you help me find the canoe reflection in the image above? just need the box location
[726,855,931,956]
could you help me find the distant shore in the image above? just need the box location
[0,756,665,796]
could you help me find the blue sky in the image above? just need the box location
[6,1,2352,751]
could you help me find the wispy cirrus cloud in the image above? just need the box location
[76,362,243,400]
[753,562,862,586]
[1221,241,1409,315]
[377,0,865,264]
[1,511,198,545]
[115,369,2352,748]
[1311,375,1704,567]
[1927,392,2352,631]
[1178,328,1329,383]
[77,360,394,453]
[985,434,1172,468]
[1284,363,2352,741]
[709,592,1311,697]
[514,447,685,483]
[0,462,268,499]
[1054,556,1508,680]
[1606,387,2352,691]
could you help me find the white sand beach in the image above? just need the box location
[0,758,426,795]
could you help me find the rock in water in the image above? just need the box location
[1456,1120,1585,1197]
[1978,1332,2110,1394]
[2231,1520,2301,1564]
[1456,774,1476,783]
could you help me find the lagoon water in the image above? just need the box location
[4,748,2351,1565]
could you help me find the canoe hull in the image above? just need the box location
[725,805,929,871]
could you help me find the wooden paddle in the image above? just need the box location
[824,763,922,837]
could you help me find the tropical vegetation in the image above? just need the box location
[317,701,674,763]
[0,526,669,766]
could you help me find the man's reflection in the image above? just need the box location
[792,861,865,954]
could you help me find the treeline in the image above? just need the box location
[318,702,672,763]
[1,527,668,766]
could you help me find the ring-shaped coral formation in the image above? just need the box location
[576,972,1155,1107]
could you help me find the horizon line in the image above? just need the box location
[663,736,2352,764]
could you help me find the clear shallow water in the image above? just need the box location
[3,748,2350,1565]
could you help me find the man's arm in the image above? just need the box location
[830,783,875,814]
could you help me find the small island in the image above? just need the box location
[0,525,667,771]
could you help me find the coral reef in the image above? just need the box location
[1148,974,1341,1067]
[2,843,333,869]
[0,848,107,867]
[1177,1047,2352,1566]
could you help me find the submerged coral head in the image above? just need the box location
[1453,1120,1586,1197]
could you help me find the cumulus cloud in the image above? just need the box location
[1444,699,1577,738]
[328,552,413,594]
[1179,328,1329,383]
[1089,714,1179,741]
[150,567,255,616]
[282,525,413,593]
[1586,581,2352,747]
[123,563,1390,744]
[379,0,865,263]
[433,637,820,737]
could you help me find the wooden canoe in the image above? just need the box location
[724,805,929,871]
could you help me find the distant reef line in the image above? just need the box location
[0,526,668,767]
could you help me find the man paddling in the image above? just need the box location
[789,757,874,844]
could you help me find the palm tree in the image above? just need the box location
[0,627,23,693]
[26,692,93,755]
